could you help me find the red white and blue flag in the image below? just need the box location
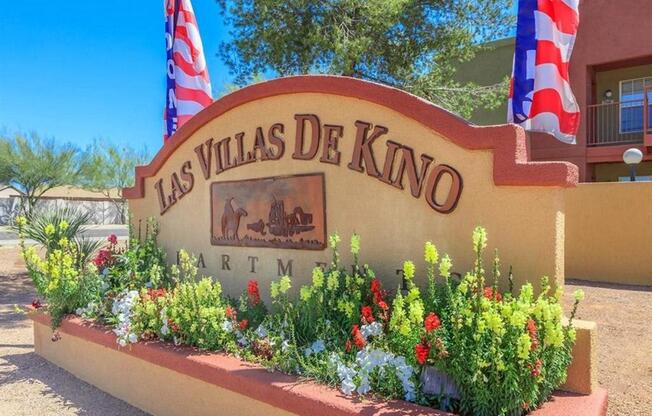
[508,0,580,144]
[164,0,213,140]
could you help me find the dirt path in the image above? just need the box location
[562,279,652,416]
[1,246,651,415]
[0,247,147,416]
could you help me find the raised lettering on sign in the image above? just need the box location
[154,113,463,215]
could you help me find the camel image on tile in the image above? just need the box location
[210,173,326,250]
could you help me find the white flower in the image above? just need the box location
[255,324,268,338]
[77,302,99,319]
[310,339,326,354]
[341,378,356,395]
[160,308,170,336]
[237,332,249,347]
[222,320,234,333]
[356,377,371,395]
[360,321,383,340]
[304,347,313,357]
[331,347,416,402]
[111,290,140,347]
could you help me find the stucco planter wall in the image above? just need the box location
[29,312,607,416]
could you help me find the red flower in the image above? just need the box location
[528,359,543,378]
[361,305,375,323]
[31,299,42,309]
[239,319,249,330]
[247,280,261,306]
[424,312,441,332]
[93,249,112,268]
[370,278,388,306]
[345,339,352,353]
[107,234,118,245]
[377,300,389,311]
[415,342,431,365]
[527,319,539,351]
[225,306,235,319]
[147,288,167,299]
[168,319,179,333]
[351,325,366,349]
[484,287,502,301]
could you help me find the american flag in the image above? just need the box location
[508,0,580,144]
[164,0,213,140]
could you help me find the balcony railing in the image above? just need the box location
[586,99,650,146]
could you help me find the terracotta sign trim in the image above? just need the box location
[123,75,578,199]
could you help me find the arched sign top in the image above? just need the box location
[124,75,577,199]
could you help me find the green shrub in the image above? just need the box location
[15,207,103,268]
[22,238,102,328]
[103,218,167,292]
[291,233,369,347]
[46,218,580,415]
[167,277,231,350]
[131,288,172,341]
[414,227,580,415]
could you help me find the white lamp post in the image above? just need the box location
[623,148,643,182]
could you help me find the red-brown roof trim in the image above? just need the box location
[123,75,577,199]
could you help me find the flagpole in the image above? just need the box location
[173,0,181,41]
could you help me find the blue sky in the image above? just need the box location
[0,1,517,154]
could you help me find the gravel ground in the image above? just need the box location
[562,279,652,416]
[1,246,650,416]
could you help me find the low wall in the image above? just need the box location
[0,196,125,225]
[565,182,652,286]
[30,312,607,416]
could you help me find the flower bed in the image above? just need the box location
[30,311,607,416]
[18,214,604,415]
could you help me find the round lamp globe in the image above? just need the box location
[623,148,643,165]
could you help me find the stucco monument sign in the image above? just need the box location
[124,76,578,296]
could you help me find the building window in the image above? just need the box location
[619,77,652,133]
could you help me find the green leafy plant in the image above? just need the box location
[414,227,580,416]
[293,233,369,347]
[46,219,581,415]
[103,218,167,292]
[131,288,172,341]
[14,207,103,268]
[167,277,231,350]
[22,236,102,328]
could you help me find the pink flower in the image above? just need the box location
[107,234,118,245]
